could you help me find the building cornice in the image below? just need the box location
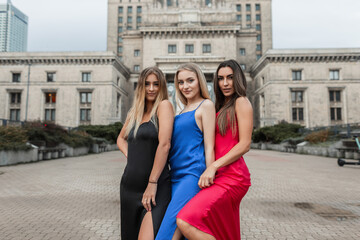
[0,51,131,79]
[250,48,360,78]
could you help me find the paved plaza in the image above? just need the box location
[0,149,359,240]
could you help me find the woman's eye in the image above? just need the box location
[145,82,150,86]
[228,75,233,79]
[178,81,184,85]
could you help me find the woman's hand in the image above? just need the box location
[198,164,217,189]
[142,182,157,211]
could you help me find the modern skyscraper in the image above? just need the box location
[0,0,28,52]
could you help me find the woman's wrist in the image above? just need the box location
[212,162,221,170]
[149,180,157,184]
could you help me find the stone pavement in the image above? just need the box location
[0,149,359,240]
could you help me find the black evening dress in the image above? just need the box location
[120,121,171,240]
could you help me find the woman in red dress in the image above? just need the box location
[176,59,253,240]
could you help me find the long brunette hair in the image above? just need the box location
[214,60,247,136]
[125,66,168,138]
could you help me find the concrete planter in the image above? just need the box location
[0,148,38,166]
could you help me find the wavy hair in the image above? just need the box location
[125,66,168,138]
[214,60,247,136]
[174,63,210,107]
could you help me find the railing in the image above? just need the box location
[299,122,360,138]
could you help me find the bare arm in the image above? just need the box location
[142,100,174,211]
[198,100,216,187]
[199,97,253,188]
[116,117,130,158]
[212,97,253,169]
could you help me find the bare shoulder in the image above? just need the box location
[201,99,215,111]
[235,97,253,113]
[157,100,174,114]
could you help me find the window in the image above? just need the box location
[292,70,302,80]
[80,109,91,121]
[202,44,211,53]
[80,92,92,104]
[240,64,246,70]
[168,44,176,53]
[12,73,21,82]
[256,24,261,31]
[10,109,20,121]
[10,93,21,104]
[256,54,262,60]
[128,16,132,23]
[137,6,142,13]
[134,65,140,72]
[256,44,262,51]
[45,109,56,121]
[205,0,211,6]
[118,37,123,43]
[330,108,342,121]
[329,90,341,102]
[256,14,261,21]
[45,93,56,104]
[236,4,241,12]
[118,7,123,14]
[127,25,133,30]
[185,44,194,53]
[257,34,261,41]
[246,4,251,11]
[240,48,246,56]
[118,17,123,23]
[246,24,251,28]
[292,108,304,121]
[47,72,55,82]
[167,0,172,6]
[134,49,140,57]
[137,16,141,23]
[236,14,241,22]
[118,26,123,33]
[82,72,91,82]
[246,14,251,21]
[256,4,260,11]
[291,91,303,103]
[118,46,123,53]
[128,6,132,13]
[330,70,339,80]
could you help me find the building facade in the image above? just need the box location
[107,0,272,109]
[0,0,28,52]
[250,49,360,128]
[0,52,132,127]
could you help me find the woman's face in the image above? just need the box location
[217,67,235,98]
[177,70,200,101]
[145,74,160,102]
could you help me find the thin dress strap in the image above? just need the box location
[194,99,206,111]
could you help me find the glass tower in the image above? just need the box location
[0,0,28,52]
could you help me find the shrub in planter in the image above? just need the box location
[78,122,123,143]
[0,126,31,151]
[304,129,330,144]
[252,122,303,144]
[62,130,93,148]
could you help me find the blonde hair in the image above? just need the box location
[125,66,168,138]
[174,63,210,107]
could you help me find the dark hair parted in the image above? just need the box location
[214,59,247,136]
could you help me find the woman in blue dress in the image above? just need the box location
[156,63,216,240]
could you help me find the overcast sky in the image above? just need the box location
[2,0,360,52]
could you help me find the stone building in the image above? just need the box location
[250,49,360,128]
[0,52,132,127]
[107,0,272,105]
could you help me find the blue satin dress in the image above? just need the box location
[155,100,206,239]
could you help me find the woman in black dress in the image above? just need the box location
[117,66,174,240]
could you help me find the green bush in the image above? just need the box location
[252,122,303,144]
[23,121,93,148]
[78,122,123,143]
[0,126,31,151]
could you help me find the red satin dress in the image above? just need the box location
[177,113,251,240]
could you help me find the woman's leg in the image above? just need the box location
[138,212,154,240]
[177,218,215,240]
[171,227,183,240]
